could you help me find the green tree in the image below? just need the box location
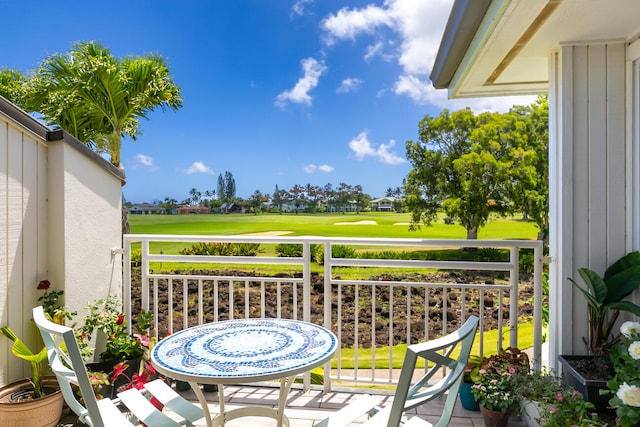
[188,188,201,206]
[352,185,370,213]
[218,171,236,213]
[22,41,182,166]
[272,184,282,214]
[404,108,516,239]
[508,96,549,244]
[249,190,268,215]
[0,68,27,104]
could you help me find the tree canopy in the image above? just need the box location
[404,97,549,241]
[2,41,182,166]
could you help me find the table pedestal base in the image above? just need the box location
[189,375,296,427]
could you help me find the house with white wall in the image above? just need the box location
[431,0,640,366]
[0,96,124,385]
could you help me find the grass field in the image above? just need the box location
[128,211,538,240]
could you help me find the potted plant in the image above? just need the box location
[459,354,482,411]
[0,280,72,427]
[559,251,640,411]
[77,295,154,398]
[470,347,530,427]
[512,368,602,426]
[607,320,640,426]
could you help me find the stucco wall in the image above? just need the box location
[0,98,124,385]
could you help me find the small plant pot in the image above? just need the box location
[459,381,480,411]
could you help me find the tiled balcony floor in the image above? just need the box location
[56,384,529,426]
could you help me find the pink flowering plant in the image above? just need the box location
[512,369,601,426]
[471,348,530,414]
[607,320,640,427]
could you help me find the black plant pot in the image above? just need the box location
[86,357,142,399]
[558,355,612,413]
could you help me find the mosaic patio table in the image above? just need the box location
[151,318,338,427]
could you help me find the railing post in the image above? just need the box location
[141,238,150,315]
[123,236,132,335]
[509,247,519,349]
[323,241,332,393]
[533,244,544,371]
[302,242,311,390]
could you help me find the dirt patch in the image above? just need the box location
[130,269,536,349]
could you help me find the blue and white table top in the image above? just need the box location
[151,318,338,384]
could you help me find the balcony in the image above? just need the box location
[111,234,543,426]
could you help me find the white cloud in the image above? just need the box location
[291,0,313,17]
[184,161,215,175]
[304,163,334,173]
[321,4,393,45]
[336,77,363,94]
[275,57,327,108]
[348,131,406,165]
[321,0,537,112]
[318,164,334,172]
[364,41,394,62]
[134,153,158,171]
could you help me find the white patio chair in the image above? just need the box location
[33,306,204,427]
[318,315,479,427]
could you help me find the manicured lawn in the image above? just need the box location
[128,212,538,240]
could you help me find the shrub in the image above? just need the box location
[130,249,142,267]
[275,243,321,262]
[179,242,260,256]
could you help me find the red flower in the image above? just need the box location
[116,314,124,325]
[37,280,51,290]
[112,362,129,381]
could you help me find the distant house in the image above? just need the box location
[220,202,245,214]
[177,205,210,215]
[370,197,396,212]
[128,203,166,215]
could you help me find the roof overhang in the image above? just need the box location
[431,0,640,98]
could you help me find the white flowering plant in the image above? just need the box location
[607,320,640,427]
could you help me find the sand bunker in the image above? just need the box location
[334,220,377,225]
[394,222,411,225]
[240,231,293,236]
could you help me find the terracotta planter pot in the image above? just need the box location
[479,406,511,427]
[0,377,64,427]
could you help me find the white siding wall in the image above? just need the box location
[549,42,628,363]
[0,116,48,384]
[0,102,123,385]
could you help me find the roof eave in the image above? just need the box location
[430,0,492,90]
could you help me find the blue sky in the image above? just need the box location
[2,0,534,203]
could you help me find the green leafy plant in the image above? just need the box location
[0,326,49,398]
[78,295,153,363]
[463,354,483,383]
[0,280,71,398]
[568,251,640,355]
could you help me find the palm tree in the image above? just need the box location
[23,41,182,166]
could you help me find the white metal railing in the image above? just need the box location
[122,234,544,390]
